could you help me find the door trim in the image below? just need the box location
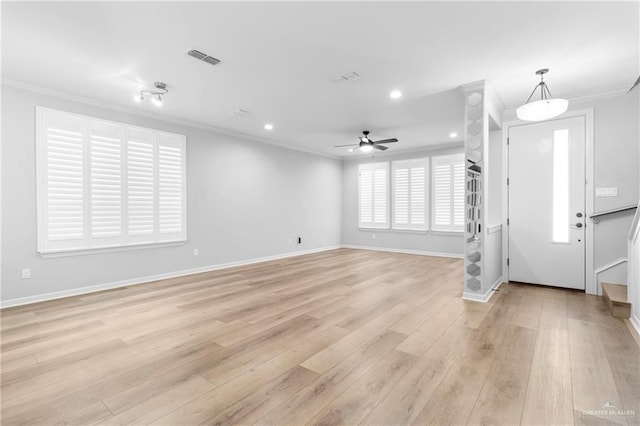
[502,108,595,294]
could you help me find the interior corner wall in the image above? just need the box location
[341,147,465,257]
[488,130,503,225]
[502,91,639,291]
[484,129,503,290]
[572,91,640,287]
[1,84,343,305]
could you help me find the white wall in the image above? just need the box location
[341,146,465,257]
[1,85,343,305]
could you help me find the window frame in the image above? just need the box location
[36,107,187,255]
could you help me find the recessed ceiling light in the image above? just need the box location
[389,90,403,99]
[264,123,274,130]
[348,148,354,152]
[449,132,458,138]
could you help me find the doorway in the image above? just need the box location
[508,116,586,289]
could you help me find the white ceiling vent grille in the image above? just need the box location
[231,108,248,116]
[330,71,361,83]
[186,49,221,66]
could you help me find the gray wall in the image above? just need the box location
[573,91,640,285]
[502,91,639,291]
[341,146,465,257]
[2,84,636,305]
[484,130,504,290]
[1,85,343,304]
[488,130,502,225]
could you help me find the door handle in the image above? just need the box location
[571,223,583,228]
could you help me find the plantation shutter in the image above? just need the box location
[37,107,187,253]
[89,120,122,245]
[358,162,389,229]
[453,161,465,228]
[432,153,465,231]
[392,158,428,230]
[394,167,409,226]
[37,109,87,252]
[126,127,156,242]
[157,133,186,241]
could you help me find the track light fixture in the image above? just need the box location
[133,82,168,107]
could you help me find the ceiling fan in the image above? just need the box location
[335,130,399,153]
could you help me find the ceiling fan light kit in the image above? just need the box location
[516,69,568,122]
[360,144,374,153]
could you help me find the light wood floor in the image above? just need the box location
[1,248,639,425]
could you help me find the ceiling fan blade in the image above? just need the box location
[373,138,398,144]
[334,144,358,147]
[373,144,388,151]
[627,75,640,94]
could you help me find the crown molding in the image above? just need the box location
[567,87,630,104]
[461,80,486,93]
[1,78,340,160]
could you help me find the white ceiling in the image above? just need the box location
[2,1,638,156]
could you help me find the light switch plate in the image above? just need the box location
[595,187,618,197]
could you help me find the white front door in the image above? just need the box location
[508,116,586,289]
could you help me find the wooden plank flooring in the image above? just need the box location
[1,248,639,425]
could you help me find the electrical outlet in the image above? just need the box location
[193,249,199,257]
[595,187,618,197]
[372,234,376,240]
[288,238,293,245]
[22,268,31,279]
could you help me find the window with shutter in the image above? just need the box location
[431,153,465,232]
[126,128,155,242]
[358,162,389,229]
[392,158,428,230]
[90,120,122,243]
[157,133,185,240]
[37,107,186,254]
[38,110,86,252]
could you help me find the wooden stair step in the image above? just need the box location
[602,282,631,319]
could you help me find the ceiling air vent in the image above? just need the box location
[186,48,221,66]
[231,108,248,117]
[330,71,361,83]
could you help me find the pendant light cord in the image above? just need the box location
[524,73,554,103]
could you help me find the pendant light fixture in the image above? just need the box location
[516,69,568,121]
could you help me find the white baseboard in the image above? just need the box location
[0,245,342,309]
[463,277,504,303]
[340,244,463,259]
[631,314,640,338]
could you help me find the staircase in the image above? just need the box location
[602,282,631,319]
